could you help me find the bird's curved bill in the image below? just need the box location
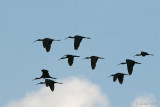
[32,79,36,81]
[108,75,112,78]
[64,37,69,40]
[33,40,37,43]
[58,58,62,61]
[117,64,121,66]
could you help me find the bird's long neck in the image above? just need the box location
[32,77,41,81]
[84,57,91,59]
[58,56,67,61]
[65,36,74,40]
[68,36,74,39]
[118,62,127,65]
[33,39,43,43]
[36,82,45,85]
[134,54,141,57]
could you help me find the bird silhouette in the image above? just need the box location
[109,73,128,84]
[65,35,91,50]
[32,69,57,81]
[134,51,154,57]
[118,59,141,75]
[36,79,63,92]
[33,38,60,52]
[58,54,80,66]
[83,56,104,70]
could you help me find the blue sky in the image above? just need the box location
[0,0,159,107]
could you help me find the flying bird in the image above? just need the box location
[65,35,91,50]
[83,56,104,70]
[33,38,60,52]
[118,59,141,75]
[58,54,80,66]
[109,73,128,84]
[134,51,154,57]
[32,69,57,81]
[36,79,63,92]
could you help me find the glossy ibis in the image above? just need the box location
[118,59,141,75]
[109,73,128,84]
[34,38,60,52]
[83,56,104,70]
[58,54,80,66]
[32,69,57,81]
[65,35,90,50]
[36,79,63,92]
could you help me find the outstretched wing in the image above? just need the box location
[68,57,74,66]
[112,73,121,82]
[91,57,98,70]
[74,37,82,50]
[113,74,119,82]
[46,40,52,52]
[118,75,124,84]
[43,39,49,48]
[49,83,55,92]
[45,79,52,87]
[126,59,135,75]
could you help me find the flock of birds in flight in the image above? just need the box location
[32,35,154,92]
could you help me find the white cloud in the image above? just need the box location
[131,94,158,107]
[4,77,110,107]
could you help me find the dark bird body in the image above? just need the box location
[118,59,141,75]
[83,56,104,70]
[109,73,128,84]
[33,69,57,81]
[34,38,60,52]
[36,79,63,92]
[134,51,154,57]
[65,35,90,50]
[59,55,80,66]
